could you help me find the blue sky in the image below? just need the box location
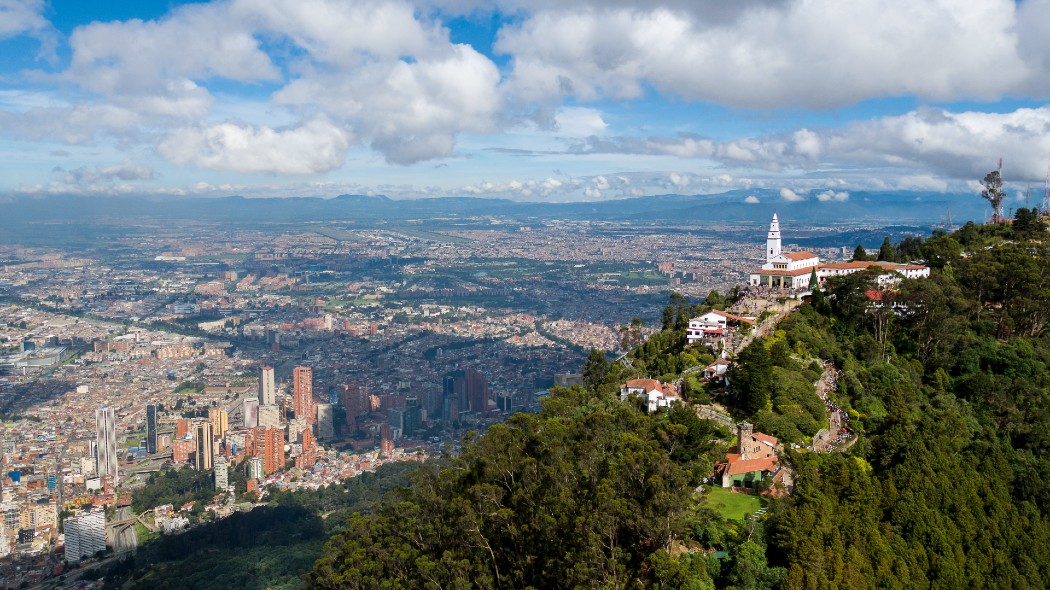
[1,0,1050,202]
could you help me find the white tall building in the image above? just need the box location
[94,406,118,487]
[766,212,782,262]
[258,404,281,429]
[243,397,259,428]
[259,366,276,406]
[63,508,106,563]
[214,455,229,490]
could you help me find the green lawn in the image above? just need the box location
[705,486,767,521]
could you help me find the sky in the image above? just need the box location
[1,0,1050,203]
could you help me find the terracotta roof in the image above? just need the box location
[751,268,813,276]
[818,261,873,270]
[622,379,674,396]
[708,309,756,325]
[753,433,778,447]
[726,456,779,476]
[783,252,818,261]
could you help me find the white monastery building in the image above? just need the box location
[748,214,930,289]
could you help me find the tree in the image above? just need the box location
[851,245,869,262]
[582,348,611,393]
[877,236,896,261]
[729,339,772,415]
[980,166,1005,224]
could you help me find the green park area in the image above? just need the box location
[705,486,766,521]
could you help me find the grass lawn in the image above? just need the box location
[705,486,767,521]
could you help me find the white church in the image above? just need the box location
[748,214,930,289]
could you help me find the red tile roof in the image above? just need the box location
[753,433,778,447]
[726,456,779,476]
[783,252,818,261]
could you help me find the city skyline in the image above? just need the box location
[1,0,1049,203]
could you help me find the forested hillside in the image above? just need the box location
[310,214,1050,589]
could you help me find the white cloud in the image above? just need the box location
[0,0,46,38]
[816,190,849,202]
[780,188,805,202]
[158,117,350,174]
[496,1,1031,108]
[553,107,607,137]
[744,195,760,204]
[669,172,689,189]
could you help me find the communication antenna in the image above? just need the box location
[945,207,954,232]
[1042,165,1050,215]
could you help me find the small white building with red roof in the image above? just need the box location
[619,379,679,413]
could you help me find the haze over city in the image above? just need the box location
[1,0,1050,202]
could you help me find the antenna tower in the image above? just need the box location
[945,207,954,232]
[1043,165,1050,215]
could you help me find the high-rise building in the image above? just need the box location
[259,366,276,406]
[193,421,214,471]
[380,424,393,456]
[63,508,106,563]
[243,397,259,428]
[341,383,367,433]
[256,426,285,475]
[145,404,158,454]
[94,406,118,487]
[214,455,229,490]
[173,438,195,464]
[258,404,280,428]
[287,417,309,446]
[404,396,421,437]
[176,418,190,439]
[247,457,264,480]
[316,403,334,440]
[296,428,317,470]
[293,366,315,424]
[463,369,490,414]
[208,408,229,440]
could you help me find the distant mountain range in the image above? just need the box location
[0,189,994,229]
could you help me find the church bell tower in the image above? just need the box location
[766,213,782,263]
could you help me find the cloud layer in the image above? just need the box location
[2,0,1050,198]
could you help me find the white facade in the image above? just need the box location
[258,404,281,429]
[686,311,755,345]
[94,406,118,486]
[766,213,782,261]
[64,509,106,563]
[259,366,276,406]
[214,455,229,490]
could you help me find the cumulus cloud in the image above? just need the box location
[744,195,760,204]
[816,190,849,202]
[496,0,1032,108]
[552,107,607,137]
[158,117,350,174]
[780,188,805,202]
[0,0,47,38]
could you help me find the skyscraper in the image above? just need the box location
[404,396,421,436]
[296,428,317,470]
[259,366,276,406]
[94,406,118,487]
[145,404,158,454]
[63,508,106,563]
[258,404,280,429]
[214,455,229,490]
[293,366,315,424]
[193,421,214,471]
[243,397,259,428]
[316,403,334,440]
[208,408,229,440]
[252,426,285,475]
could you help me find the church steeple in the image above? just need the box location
[766,213,782,262]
